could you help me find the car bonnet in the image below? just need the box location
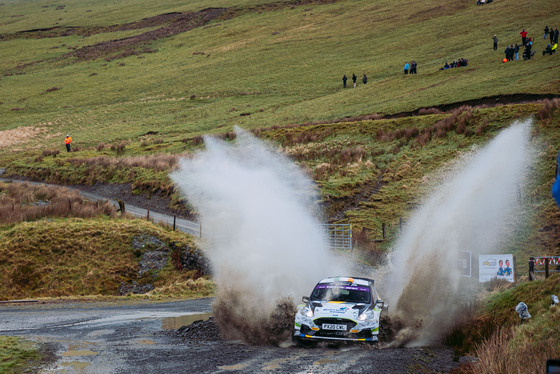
[313,301,362,319]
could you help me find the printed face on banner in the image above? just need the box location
[479,254,514,283]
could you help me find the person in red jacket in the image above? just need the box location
[65,134,72,152]
[520,29,528,46]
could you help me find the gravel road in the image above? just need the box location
[0,298,463,373]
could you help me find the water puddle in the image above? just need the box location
[161,312,212,330]
[61,361,91,372]
[62,350,98,357]
[218,363,249,371]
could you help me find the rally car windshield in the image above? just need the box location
[310,284,371,303]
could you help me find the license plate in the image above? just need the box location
[322,323,347,331]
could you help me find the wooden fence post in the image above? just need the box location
[173,215,176,231]
[382,223,386,239]
[528,257,534,281]
[117,200,125,215]
[147,207,150,220]
[545,257,550,279]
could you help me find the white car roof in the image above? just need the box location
[318,276,372,286]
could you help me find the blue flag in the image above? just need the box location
[553,149,560,209]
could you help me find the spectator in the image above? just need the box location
[404,62,409,75]
[411,61,417,74]
[543,44,554,56]
[514,43,519,60]
[352,73,357,87]
[523,42,533,60]
[545,26,549,40]
[440,59,467,70]
[342,74,347,88]
[504,45,510,61]
[65,134,72,152]
[554,28,559,44]
[492,35,498,50]
[520,28,528,46]
[362,73,368,84]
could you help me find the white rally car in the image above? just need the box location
[293,276,384,343]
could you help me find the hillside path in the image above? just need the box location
[0,168,201,236]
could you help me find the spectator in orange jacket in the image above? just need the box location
[65,134,72,152]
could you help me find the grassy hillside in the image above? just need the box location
[0,0,559,157]
[0,0,559,260]
[0,205,212,300]
[0,1,559,371]
[449,275,560,373]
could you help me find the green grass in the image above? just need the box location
[0,217,210,300]
[0,0,559,155]
[446,274,560,372]
[0,336,41,373]
[0,0,559,282]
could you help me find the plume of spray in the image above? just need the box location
[384,119,535,345]
[170,127,348,345]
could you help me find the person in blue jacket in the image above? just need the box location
[497,259,505,276]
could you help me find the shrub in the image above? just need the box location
[418,107,442,115]
[191,135,203,146]
[404,127,419,139]
[0,182,115,224]
[42,149,60,157]
[417,130,432,146]
[537,98,559,122]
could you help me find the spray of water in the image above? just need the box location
[384,119,535,345]
[170,127,348,344]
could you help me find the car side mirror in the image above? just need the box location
[302,296,309,303]
[376,300,389,312]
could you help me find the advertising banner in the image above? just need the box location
[458,251,472,277]
[479,254,514,283]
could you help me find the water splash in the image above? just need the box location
[170,127,347,344]
[385,119,535,344]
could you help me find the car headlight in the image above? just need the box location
[358,309,374,321]
[300,306,314,317]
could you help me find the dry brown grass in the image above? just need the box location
[418,107,443,115]
[537,98,560,124]
[0,182,115,224]
[460,327,559,374]
[0,126,45,148]
[67,154,179,172]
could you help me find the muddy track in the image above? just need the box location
[327,170,387,223]
[0,298,464,373]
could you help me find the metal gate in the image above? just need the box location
[321,224,352,251]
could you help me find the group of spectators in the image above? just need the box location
[543,26,559,55]
[339,25,558,88]
[404,61,417,75]
[440,58,468,70]
[504,44,520,61]
[498,27,558,62]
[544,26,559,45]
[342,73,368,88]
